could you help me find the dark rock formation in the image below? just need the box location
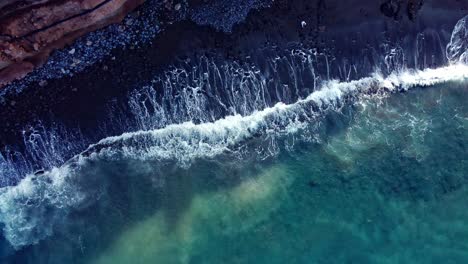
[380,0,402,20]
[380,0,424,21]
[406,0,424,21]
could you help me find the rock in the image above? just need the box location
[38,80,48,87]
[447,15,468,64]
[307,180,318,188]
[380,0,424,21]
[0,0,146,88]
[380,0,402,20]
[126,18,134,25]
[406,0,424,21]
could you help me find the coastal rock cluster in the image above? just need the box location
[0,0,273,89]
[0,0,145,87]
[447,15,468,64]
[380,0,424,21]
[190,0,272,32]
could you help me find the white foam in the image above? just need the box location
[0,165,86,248]
[0,64,467,248]
[82,64,468,164]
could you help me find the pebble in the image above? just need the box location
[38,80,48,87]
[69,49,76,55]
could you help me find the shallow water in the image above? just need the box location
[1,78,467,263]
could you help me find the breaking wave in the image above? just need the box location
[82,64,468,164]
[0,44,459,187]
[0,63,467,249]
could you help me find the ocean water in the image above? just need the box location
[1,68,467,263]
[1,12,468,262]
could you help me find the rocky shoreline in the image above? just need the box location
[0,0,148,87]
[0,0,275,89]
[0,0,466,185]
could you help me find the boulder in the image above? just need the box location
[447,15,468,64]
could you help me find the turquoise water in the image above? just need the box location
[1,80,468,263]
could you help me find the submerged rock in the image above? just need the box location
[380,0,402,20]
[380,0,424,21]
[447,15,468,64]
[406,0,424,21]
